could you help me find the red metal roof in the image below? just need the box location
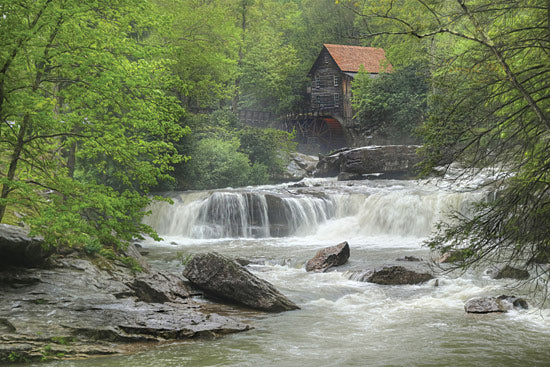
[324,44,392,73]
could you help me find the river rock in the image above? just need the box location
[396,256,423,262]
[315,145,421,179]
[305,241,350,272]
[493,265,530,280]
[282,153,319,181]
[264,194,291,237]
[122,243,152,272]
[0,224,52,267]
[464,295,528,313]
[0,255,250,363]
[182,252,299,312]
[315,149,346,177]
[349,266,433,285]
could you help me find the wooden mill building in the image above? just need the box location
[240,44,391,153]
[301,44,391,151]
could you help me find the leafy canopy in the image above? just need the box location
[0,0,187,251]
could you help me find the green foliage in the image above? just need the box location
[180,252,193,266]
[0,0,187,253]
[152,0,239,110]
[171,110,296,190]
[352,63,429,142]
[50,336,75,345]
[238,127,297,178]
[182,138,255,190]
[351,0,550,289]
[7,351,29,363]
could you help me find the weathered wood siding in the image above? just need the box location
[309,49,345,119]
[342,74,353,120]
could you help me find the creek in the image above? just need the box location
[37,177,550,367]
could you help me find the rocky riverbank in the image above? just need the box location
[315,145,421,180]
[0,225,253,363]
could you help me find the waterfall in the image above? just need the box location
[144,191,337,239]
[143,181,484,240]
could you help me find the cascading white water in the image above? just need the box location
[63,177,550,367]
[143,179,484,240]
[144,190,338,239]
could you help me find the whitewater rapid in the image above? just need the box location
[39,177,549,367]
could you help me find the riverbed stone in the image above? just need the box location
[464,295,528,313]
[349,266,433,285]
[305,241,350,272]
[493,265,530,280]
[182,252,299,312]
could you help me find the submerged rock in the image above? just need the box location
[183,252,299,312]
[464,295,528,313]
[493,265,530,280]
[305,241,350,272]
[349,266,433,285]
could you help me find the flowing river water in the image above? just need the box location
[39,177,550,367]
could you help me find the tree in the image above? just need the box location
[346,0,550,286]
[0,0,187,250]
[238,126,297,178]
[172,109,296,190]
[233,0,305,113]
[183,138,257,190]
[153,0,240,111]
[352,62,429,143]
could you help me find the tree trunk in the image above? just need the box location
[0,116,29,222]
[232,0,249,111]
[0,15,62,222]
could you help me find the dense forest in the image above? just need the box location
[1,0,549,278]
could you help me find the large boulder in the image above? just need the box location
[305,241,350,272]
[281,153,318,181]
[182,252,299,312]
[464,295,528,313]
[0,224,51,267]
[493,265,530,280]
[315,149,345,177]
[315,145,421,179]
[349,266,433,285]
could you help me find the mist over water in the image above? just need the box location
[41,178,550,367]
[143,178,480,240]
